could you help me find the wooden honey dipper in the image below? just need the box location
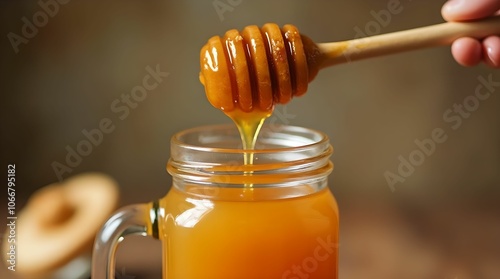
[200,16,500,112]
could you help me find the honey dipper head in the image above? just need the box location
[199,23,321,112]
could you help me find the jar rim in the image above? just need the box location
[171,124,330,154]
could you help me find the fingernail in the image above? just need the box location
[486,45,499,67]
[443,0,464,12]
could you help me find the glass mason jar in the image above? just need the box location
[92,124,339,279]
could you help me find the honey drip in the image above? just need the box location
[227,110,270,162]
[226,110,271,190]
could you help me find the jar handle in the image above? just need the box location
[92,201,159,279]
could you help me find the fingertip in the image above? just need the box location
[441,0,462,21]
[451,38,482,67]
[483,36,500,68]
[442,0,500,21]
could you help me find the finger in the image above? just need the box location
[483,36,500,67]
[442,0,500,21]
[451,37,482,66]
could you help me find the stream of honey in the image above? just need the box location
[226,110,270,164]
[226,109,271,196]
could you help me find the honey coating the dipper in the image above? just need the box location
[199,23,324,176]
[199,23,322,113]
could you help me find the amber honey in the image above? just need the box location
[159,185,339,279]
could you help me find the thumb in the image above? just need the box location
[442,0,500,21]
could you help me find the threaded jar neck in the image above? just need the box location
[167,124,333,199]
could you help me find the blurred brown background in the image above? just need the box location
[1,0,499,278]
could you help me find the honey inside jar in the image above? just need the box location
[160,185,338,279]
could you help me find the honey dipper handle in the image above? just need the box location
[317,15,500,67]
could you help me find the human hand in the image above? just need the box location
[441,0,500,67]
